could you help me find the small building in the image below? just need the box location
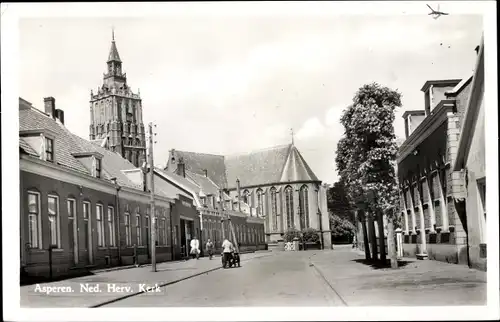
[453,36,486,271]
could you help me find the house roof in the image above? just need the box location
[19,138,39,156]
[454,36,485,171]
[169,150,227,188]
[445,76,473,97]
[69,133,141,189]
[166,143,321,190]
[19,106,90,174]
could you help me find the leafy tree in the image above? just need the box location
[335,83,402,268]
[330,213,356,240]
[327,181,355,224]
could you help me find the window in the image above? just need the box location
[162,218,167,245]
[256,189,263,217]
[83,201,91,252]
[478,179,486,219]
[96,204,105,247]
[124,214,131,246]
[95,158,102,179]
[299,185,309,229]
[27,191,41,249]
[47,195,60,248]
[270,187,278,231]
[108,207,116,246]
[67,199,77,255]
[45,138,54,162]
[136,214,142,246]
[285,186,294,228]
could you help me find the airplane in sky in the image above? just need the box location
[427,4,449,19]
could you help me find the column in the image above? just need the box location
[400,190,409,234]
[436,170,449,232]
[424,177,436,232]
[407,189,417,234]
[415,187,428,256]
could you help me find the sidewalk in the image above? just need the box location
[20,252,273,308]
[310,248,487,306]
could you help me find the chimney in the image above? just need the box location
[203,169,208,177]
[44,97,56,118]
[55,109,65,125]
[236,179,241,212]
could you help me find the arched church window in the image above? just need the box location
[285,186,294,229]
[256,189,263,217]
[299,185,309,230]
[270,187,278,231]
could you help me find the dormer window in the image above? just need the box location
[95,157,102,179]
[45,138,54,162]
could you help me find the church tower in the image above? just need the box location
[89,30,146,167]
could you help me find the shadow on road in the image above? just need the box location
[20,270,96,286]
[352,258,413,269]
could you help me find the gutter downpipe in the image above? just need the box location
[170,202,174,261]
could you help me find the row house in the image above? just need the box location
[164,143,331,249]
[153,165,266,257]
[397,42,483,267]
[19,97,175,281]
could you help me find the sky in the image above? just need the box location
[18,10,483,185]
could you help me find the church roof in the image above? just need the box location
[166,143,321,190]
[225,144,293,188]
[107,40,122,63]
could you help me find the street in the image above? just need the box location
[21,247,487,308]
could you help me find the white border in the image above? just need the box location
[2,1,498,321]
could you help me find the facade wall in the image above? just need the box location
[398,113,468,265]
[229,182,327,243]
[465,93,486,271]
[170,195,201,260]
[20,168,173,281]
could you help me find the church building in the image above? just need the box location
[89,31,146,168]
[164,142,332,249]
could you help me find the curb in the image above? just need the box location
[90,253,274,308]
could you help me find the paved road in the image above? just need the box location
[105,251,345,307]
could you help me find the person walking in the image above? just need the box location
[190,236,200,260]
[222,239,234,268]
[206,239,215,260]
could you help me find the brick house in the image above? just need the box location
[453,37,486,271]
[19,97,174,281]
[397,72,475,265]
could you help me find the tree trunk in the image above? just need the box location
[360,211,371,260]
[386,214,398,269]
[367,213,378,260]
[377,210,386,263]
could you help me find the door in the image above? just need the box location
[180,219,187,257]
[67,199,78,265]
[82,202,93,265]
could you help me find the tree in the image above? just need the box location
[335,83,402,268]
[330,213,356,242]
[327,181,355,224]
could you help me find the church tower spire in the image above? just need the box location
[88,29,146,168]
